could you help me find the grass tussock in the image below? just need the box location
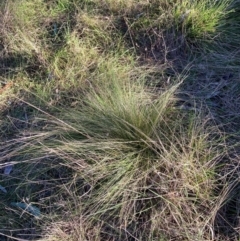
[0,77,229,240]
[1,0,240,241]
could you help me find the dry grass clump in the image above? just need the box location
[1,74,228,240]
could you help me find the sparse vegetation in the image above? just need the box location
[0,0,240,240]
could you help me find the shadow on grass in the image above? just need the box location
[0,52,48,80]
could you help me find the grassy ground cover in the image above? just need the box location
[0,0,240,240]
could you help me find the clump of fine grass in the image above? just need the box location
[173,0,232,40]
[0,70,228,240]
